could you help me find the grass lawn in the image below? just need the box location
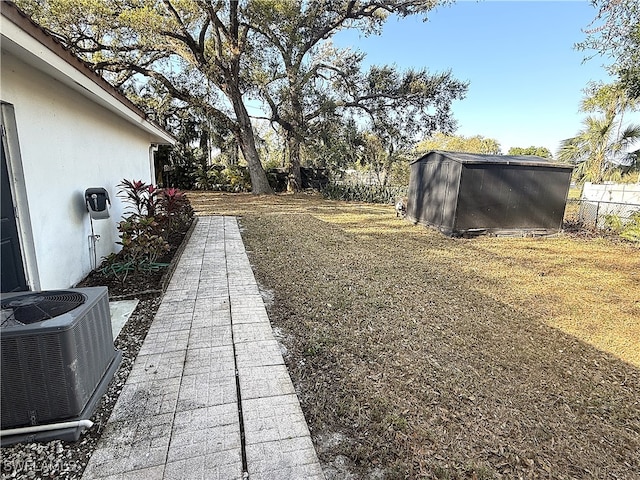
[190,192,639,479]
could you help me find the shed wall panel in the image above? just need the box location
[455,165,569,230]
[407,155,461,232]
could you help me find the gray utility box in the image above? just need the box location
[1,287,121,444]
[407,151,573,236]
[85,187,111,219]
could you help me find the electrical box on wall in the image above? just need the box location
[84,188,110,220]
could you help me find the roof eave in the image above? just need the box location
[0,2,175,145]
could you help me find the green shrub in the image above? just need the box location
[100,179,194,279]
[322,183,408,204]
[159,187,195,236]
[193,164,252,192]
[222,165,252,192]
[194,164,225,190]
[170,162,199,190]
[605,214,624,232]
[117,215,170,264]
[620,212,640,242]
[604,211,640,243]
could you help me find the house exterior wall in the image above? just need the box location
[1,51,156,289]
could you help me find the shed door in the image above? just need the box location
[1,139,28,292]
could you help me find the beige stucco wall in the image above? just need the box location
[1,51,157,289]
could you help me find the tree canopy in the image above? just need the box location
[416,132,502,155]
[239,0,467,189]
[578,0,640,100]
[17,0,466,192]
[507,146,552,158]
[21,0,274,192]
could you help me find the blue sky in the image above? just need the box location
[333,0,639,155]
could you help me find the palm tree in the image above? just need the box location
[558,115,640,184]
[558,83,640,184]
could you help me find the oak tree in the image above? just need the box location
[578,0,640,99]
[19,0,273,193]
[20,0,466,193]
[247,0,466,190]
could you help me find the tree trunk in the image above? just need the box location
[285,80,303,192]
[228,87,273,195]
[229,142,239,166]
[381,167,390,188]
[381,147,395,187]
[286,132,302,192]
[224,4,272,195]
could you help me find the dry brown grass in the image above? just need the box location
[190,192,640,479]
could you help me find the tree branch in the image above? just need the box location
[161,0,206,64]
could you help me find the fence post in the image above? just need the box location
[595,201,600,229]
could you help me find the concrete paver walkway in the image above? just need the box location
[82,216,325,480]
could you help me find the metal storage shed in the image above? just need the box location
[407,151,573,236]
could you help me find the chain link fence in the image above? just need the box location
[564,198,640,229]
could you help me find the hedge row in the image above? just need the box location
[322,183,408,204]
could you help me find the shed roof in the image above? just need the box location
[412,151,573,169]
[0,1,175,145]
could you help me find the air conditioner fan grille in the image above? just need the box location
[1,291,86,327]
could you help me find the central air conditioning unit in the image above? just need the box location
[1,286,122,445]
